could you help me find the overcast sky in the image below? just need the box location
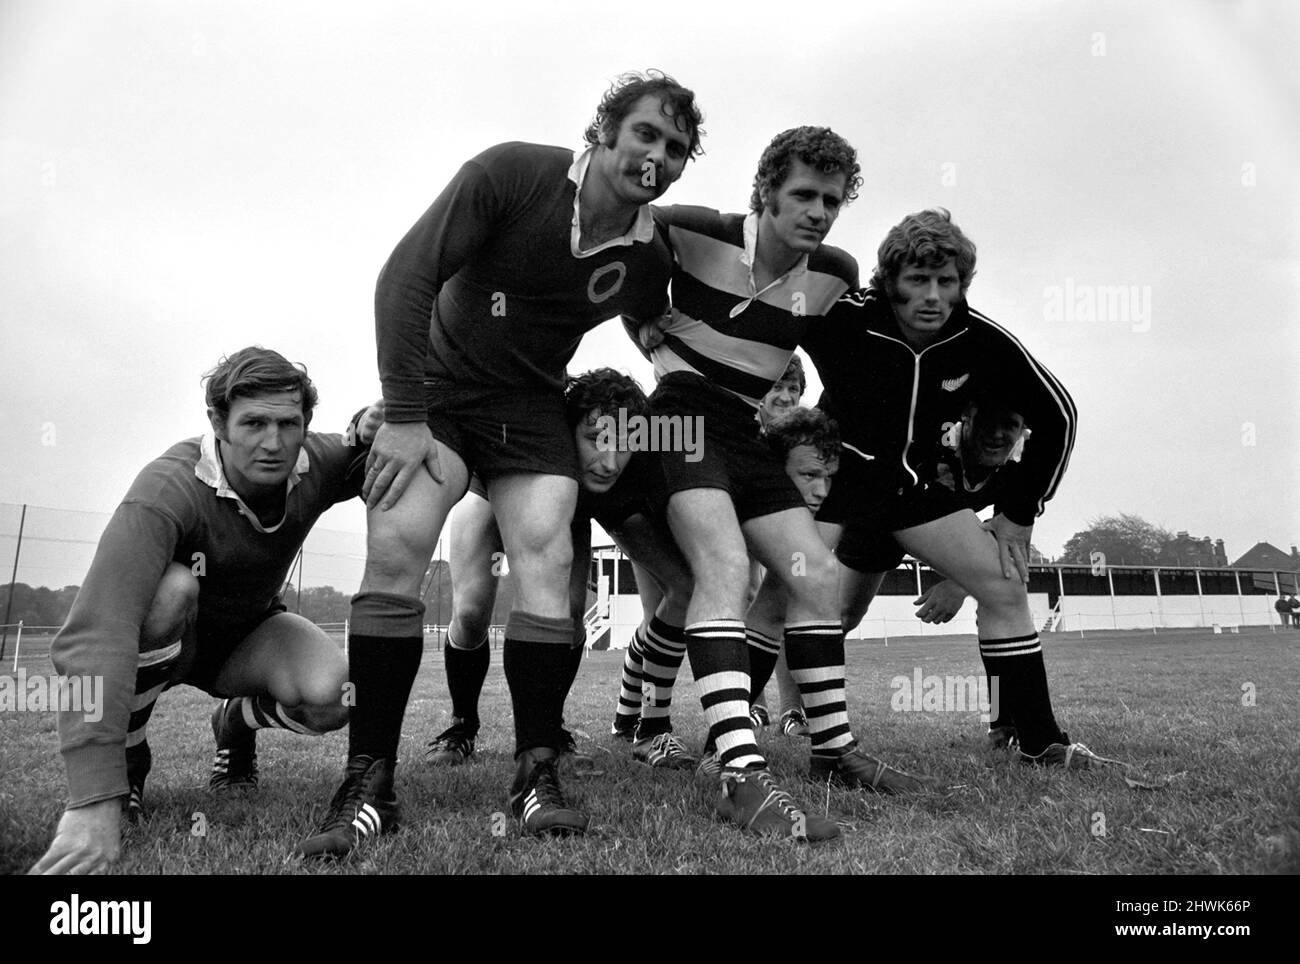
[1,0,1297,589]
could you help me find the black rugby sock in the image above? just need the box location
[444,630,490,731]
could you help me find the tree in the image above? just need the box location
[1059,514,1174,567]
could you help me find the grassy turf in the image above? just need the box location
[3,629,1298,874]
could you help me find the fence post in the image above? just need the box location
[1235,570,1245,628]
[0,503,28,661]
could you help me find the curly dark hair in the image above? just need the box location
[203,346,318,428]
[765,406,841,465]
[564,367,648,428]
[870,207,978,296]
[749,126,862,215]
[583,69,706,161]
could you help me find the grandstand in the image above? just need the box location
[3,502,1297,656]
[588,545,1300,645]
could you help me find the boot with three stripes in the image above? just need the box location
[509,748,588,836]
[296,755,400,859]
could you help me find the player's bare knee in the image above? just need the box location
[689,543,750,597]
[781,551,838,611]
[362,538,431,593]
[285,658,348,719]
[142,563,198,645]
[511,529,574,578]
[663,580,693,618]
[293,699,349,733]
[971,575,1029,616]
[452,603,493,642]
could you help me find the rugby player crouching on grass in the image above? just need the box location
[800,208,1098,768]
[298,71,704,856]
[425,368,697,772]
[31,347,373,875]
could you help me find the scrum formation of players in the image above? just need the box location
[33,70,1087,872]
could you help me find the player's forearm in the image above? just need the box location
[992,336,1077,523]
[1004,399,1076,524]
[51,504,179,806]
[55,611,148,808]
[374,250,440,423]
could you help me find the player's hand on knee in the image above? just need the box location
[29,799,122,875]
[365,421,442,509]
[913,580,967,624]
[357,399,386,445]
[982,514,1032,584]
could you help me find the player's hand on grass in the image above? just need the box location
[29,799,122,875]
[914,579,968,623]
[983,513,1033,583]
[365,421,442,509]
[357,399,385,445]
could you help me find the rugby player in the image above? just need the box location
[749,356,811,736]
[618,355,810,739]
[740,406,838,745]
[298,72,704,855]
[908,392,1031,627]
[756,354,805,430]
[749,390,1032,745]
[631,127,923,840]
[426,368,696,771]
[31,347,369,874]
[801,208,1092,767]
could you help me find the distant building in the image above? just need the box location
[1230,541,1300,571]
[1155,532,1228,568]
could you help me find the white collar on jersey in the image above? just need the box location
[727,212,811,318]
[567,147,655,258]
[194,433,309,533]
[739,211,810,278]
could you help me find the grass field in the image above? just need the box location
[3,628,1298,875]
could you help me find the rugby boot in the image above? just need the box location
[209,698,258,792]
[296,755,400,859]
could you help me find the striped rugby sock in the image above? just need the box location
[234,696,318,735]
[126,640,183,751]
[636,616,686,738]
[978,633,1066,755]
[612,622,649,732]
[785,620,853,759]
[774,646,805,719]
[744,627,781,704]
[686,619,764,771]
